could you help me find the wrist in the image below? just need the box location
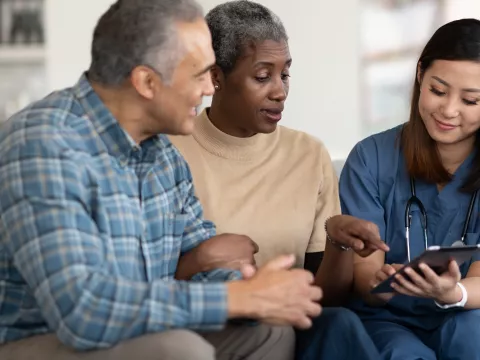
[325,239,354,256]
[193,243,214,273]
[325,217,351,251]
[435,283,464,305]
[226,281,257,319]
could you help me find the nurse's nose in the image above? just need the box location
[440,96,460,119]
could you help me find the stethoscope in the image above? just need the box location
[404,177,478,261]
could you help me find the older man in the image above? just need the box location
[0,1,324,359]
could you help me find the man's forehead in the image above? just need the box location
[176,19,215,72]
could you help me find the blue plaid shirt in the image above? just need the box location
[0,74,239,350]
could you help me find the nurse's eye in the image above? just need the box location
[429,87,446,96]
[281,73,290,81]
[463,98,479,106]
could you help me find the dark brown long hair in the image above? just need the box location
[400,18,480,192]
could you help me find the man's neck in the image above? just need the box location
[90,81,148,144]
[437,136,476,174]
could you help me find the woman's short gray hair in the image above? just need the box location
[88,0,203,86]
[206,0,288,75]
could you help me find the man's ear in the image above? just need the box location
[130,65,161,100]
[210,64,225,91]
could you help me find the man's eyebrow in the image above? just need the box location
[194,63,215,77]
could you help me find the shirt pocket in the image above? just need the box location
[143,213,189,279]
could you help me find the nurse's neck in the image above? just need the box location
[437,136,476,174]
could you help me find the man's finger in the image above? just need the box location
[262,254,295,271]
[251,240,260,253]
[241,264,256,279]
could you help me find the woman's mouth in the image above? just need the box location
[434,118,457,131]
[261,109,283,123]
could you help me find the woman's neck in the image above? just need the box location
[437,136,476,174]
[208,101,256,138]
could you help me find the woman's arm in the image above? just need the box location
[433,261,480,309]
[305,143,354,306]
[338,141,390,306]
[315,240,355,306]
[461,261,480,308]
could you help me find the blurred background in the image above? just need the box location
[0,0,478,160]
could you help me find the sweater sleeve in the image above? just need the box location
[306,142,342,253]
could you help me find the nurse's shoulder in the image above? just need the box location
[343,125,403,179]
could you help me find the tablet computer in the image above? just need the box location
[370,244,480,294]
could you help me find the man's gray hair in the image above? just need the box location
[206,0,288,75]
[88,0,203,86]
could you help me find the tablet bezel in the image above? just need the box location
[370,244,480,294]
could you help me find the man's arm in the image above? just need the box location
[0,134,229,351]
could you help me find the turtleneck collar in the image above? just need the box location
[192,108,279,161]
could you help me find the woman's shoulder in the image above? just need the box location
[350,124,403,162]
[277,125,329,157]
[340,124,405,186]
[275,126,338,181]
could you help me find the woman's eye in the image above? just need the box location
[255,76,269,83]
[429,87,446,96]
[463,99,479,106]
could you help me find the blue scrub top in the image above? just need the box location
[340,125,480,330]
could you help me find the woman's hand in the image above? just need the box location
[391,260,462,304]
[326,215,389,257]
[369,263,403,303]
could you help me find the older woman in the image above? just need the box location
[170,1,385,358]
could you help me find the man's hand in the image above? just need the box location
[326,215,389,257]
[227,254,323,329]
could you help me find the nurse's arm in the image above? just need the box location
[454,261,480,309]
[353,250,388,306]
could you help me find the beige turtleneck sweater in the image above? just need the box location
[169,109,340,267]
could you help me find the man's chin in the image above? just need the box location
[172,118,195,136]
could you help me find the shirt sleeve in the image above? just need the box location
[307,142,342,253]
[0,133,229,351]
[338,141,386,240]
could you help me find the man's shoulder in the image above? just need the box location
[0,89,88,160]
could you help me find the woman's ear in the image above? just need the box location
[417,62,423,87]
[210,65,224,91]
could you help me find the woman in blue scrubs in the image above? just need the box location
[340,18,480,359]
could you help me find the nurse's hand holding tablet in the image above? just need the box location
[371,260,461,304]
